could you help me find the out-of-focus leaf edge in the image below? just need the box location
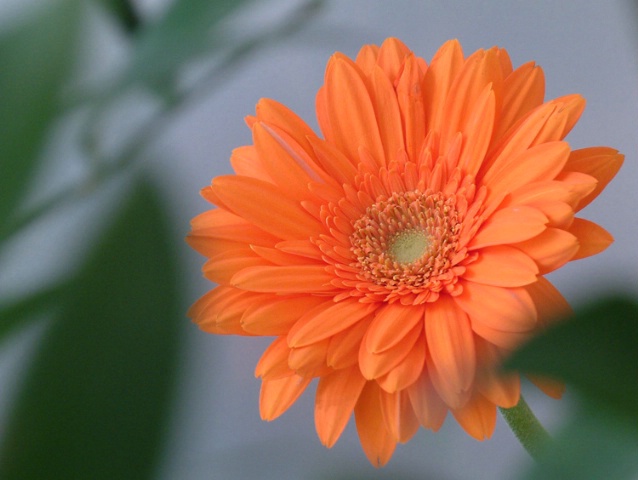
[0,178,184,479]
[0,0,82,234]
[506,296,638,424]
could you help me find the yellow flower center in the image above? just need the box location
[389,230,431,264]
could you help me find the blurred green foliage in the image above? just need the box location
[508,297,638,480]
[0,0,81,236]
[98,0,141,32]
[125,0,242,86]
[0,0,322,478]
[0,182,181,479]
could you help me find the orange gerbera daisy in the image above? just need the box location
[187,38,623,466]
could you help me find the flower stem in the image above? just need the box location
[499,395,551,460]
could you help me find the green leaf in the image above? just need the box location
[97,0,141,32]
[0,0,81,234]
[522,404,638,480]
[124,0,251,86]
[506,296,638,423]
[0,180,183,479]
[0,282,70,346]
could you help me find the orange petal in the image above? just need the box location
[276,239,324,261]
[470,206,548,249]
[423,39,464,137]
[567,218,613,260]
[455,282,537,333]
[190,206,237,230]
[241,295,326,335]
[326,317,371,369]
[378,390,420,444]
[229,145,272,181]
[288,299,378,348]
[254,97,317,154]
[407,368,448,431]
[189,209,278,246]
[563,147,624,211]
[483,102,563,176]
[365,303,425,353]
[528,374,565,399]
[255,336,293,379]
[252,122,318,197]
[469,323,531,351]
[325,55,385,167]
[376,333,426,393]
[187,287,230,325]
[495,47,513,78]
[457,84,496,177]
[425,297,476,406]
[396,54,426,162]
[186,234,246,259]
[475,338,520,408]
[397,393,421,443]
[187,215,280,257]
[189,287,263,336]
[427,351,470,410]
[369,68,405,168]
[259,374,312,421]
[554,171,598,209]
[288,339,331,377]
[231,265,334,294]
[307,135,358,185]
[502,179,578,229]
[315,85,331,142]
[315,366,366,448]
[354,43,379,75]
[376,37,412,83]
[493,61,545,144]
[464,245,538,287]
[211,175,322,240]
[440,47,503,152]
[451,392,497,440]
[359,322,421,380]
[529,200,574,228]
[507,180,580,209]
[531,94,585,145]
[484,141,571,201]
[515,228,579,274]
[478,370,520,409]
[202,248,268,285]
[250,244,315,266]
[525,277,573,329]
[354,382,397,467]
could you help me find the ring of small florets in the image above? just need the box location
[349,190,463,295]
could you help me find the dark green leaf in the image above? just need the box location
[0,180,183,480]
[0,282,70,346]
[125,0,251,86]
[522,403,638,480]
[0,0,81,233]
[97,0,141,32]
[506,296,638,423]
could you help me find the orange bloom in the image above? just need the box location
[187,38,623,466]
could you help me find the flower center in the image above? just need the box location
[349,190,463,299]
[388,230,431,264]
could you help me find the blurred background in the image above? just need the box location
[0,0,636,479]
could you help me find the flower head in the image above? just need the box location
[187,38,623,466]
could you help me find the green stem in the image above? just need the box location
[499,395,551,460]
